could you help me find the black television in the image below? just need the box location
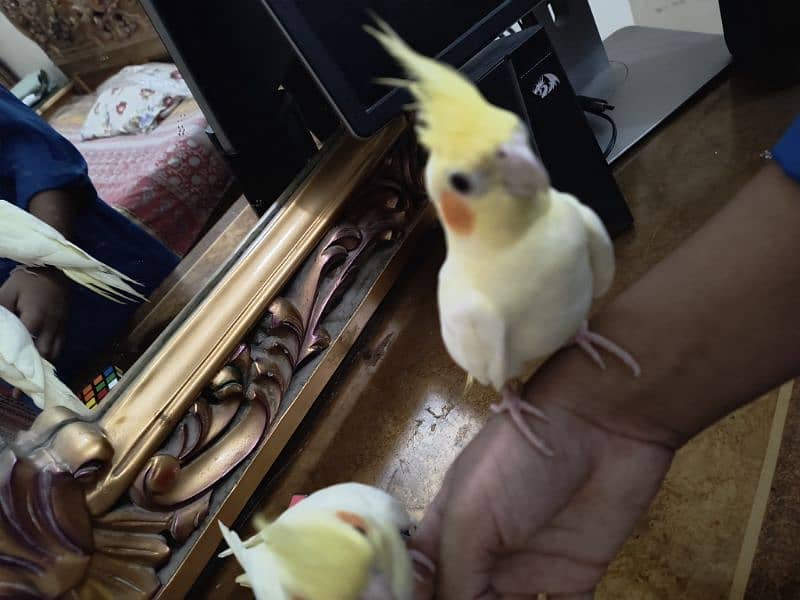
[261,0,535,137]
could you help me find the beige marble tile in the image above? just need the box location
[599,392,778,599]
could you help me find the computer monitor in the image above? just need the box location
[262,0,535,138]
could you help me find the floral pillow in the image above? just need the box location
[81,85,186,140]
[96,63,192,97]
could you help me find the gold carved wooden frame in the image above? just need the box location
[0,117,435,598]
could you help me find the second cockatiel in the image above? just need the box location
[0,305,87,414]
[218,483,427,600]
[369,20,640,455]
[0,200,145,303]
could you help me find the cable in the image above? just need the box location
[577,95,618,159]
[591,111,618,159]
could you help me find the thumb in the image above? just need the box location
[421,448,500,600]
[409,467,453,600]
[437,471,497,600]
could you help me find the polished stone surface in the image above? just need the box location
[196,74,800,598]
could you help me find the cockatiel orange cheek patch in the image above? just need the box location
[440,189,475,235]
[336,510,369,535]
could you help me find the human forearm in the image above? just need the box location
[532,163,800,448]
[27,189,80,239]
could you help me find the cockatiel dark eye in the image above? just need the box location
[449,172,473,194]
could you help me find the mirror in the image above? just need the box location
[0,3,267,436]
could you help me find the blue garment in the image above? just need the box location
[773,115,800,184]
[0,86,178,384]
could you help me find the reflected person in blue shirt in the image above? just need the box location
[0,86,179,389]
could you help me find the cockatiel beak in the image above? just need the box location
[498,128,550,198]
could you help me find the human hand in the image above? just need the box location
[411,397,673,599]
[0,267,69,362]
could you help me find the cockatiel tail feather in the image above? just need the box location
[0,306,87,414]
[0,200,145,303]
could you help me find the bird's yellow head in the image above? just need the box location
[223,506,412,600]
[367,18,551,246]
[263,509,376,599]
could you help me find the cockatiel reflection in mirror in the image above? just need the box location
[218,483,433,600]
[0,200,145,303]
[0,305,87,414]
[367,18,640,455]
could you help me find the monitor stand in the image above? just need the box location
[464,26,634,236]
[531,0,731,164]
[591,26,731,163]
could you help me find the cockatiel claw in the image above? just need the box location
[491,386,554,456]
[574,321,641,377]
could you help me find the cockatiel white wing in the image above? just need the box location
[558,192,615,297]
[0,306,87,413]
[0,305,47,397]
[0,200,145,302]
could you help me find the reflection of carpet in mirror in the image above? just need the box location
[49,96,237,257]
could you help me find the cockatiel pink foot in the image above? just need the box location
[573,320,641,376]
[491,383,554,457]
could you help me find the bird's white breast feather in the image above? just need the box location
[437,190,608,389]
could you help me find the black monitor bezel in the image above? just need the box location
[261,0,537,138]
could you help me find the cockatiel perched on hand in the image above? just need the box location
[0,200,145,303]
[219,483,429,600]
[0,305,87,413]
[368,20,640,455]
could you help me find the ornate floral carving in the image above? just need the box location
[0,444,94,598]
[0,135,426,598]
[129,135,426,518]
[0,408,211,599]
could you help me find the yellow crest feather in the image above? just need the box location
[366,17,519,165]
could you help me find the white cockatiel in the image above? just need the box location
[0,199,145,303]
[368,20,640,454]
[219,483,428,600]
[0,305,87,413]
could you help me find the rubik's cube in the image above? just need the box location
[81,366,123,409]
